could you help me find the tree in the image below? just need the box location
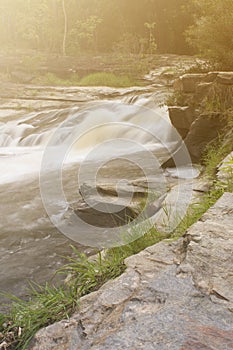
[0,0,195,56]
[144,22,157,54]
[186,0,233,69]
[62,0,67,55]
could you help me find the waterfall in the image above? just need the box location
[0,96,180,185]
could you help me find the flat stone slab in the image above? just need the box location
[29,193,233,350]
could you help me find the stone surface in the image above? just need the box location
[184,113,226,162]
[168,106,196,138]
[29,193,233,350]
[70,180,167,228]
[195,82,213,101]
[173,71,233,94]
[164,111,225,166]
[174,73,206,93]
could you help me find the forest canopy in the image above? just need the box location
[0,0,195,55]
[0,0,232,69]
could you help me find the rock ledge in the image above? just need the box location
[29,193,233,350]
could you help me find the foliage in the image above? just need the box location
[0,284,77,349]
[2,152,233,349]
[173,186,224,238]
[0,0,195,55]
[78,72,135,87]
[113,33,146,55]
[2,158,233,349]
[173,142,233,237]
[186,0,233,69]
[68,15,103,53]
[36,71,138,87]
[202,138,231,178]
[0,226,167,349]
[36,72,80,86]
[185,60,215,73]
[166,91,189,107]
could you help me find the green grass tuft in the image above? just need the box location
[37,72,80,86]
[1,284,77,349]
[35,71,137,87]
[173,186,224,238]
[78,72,136,87]
[0,226,168,349]
[1,129,233,349]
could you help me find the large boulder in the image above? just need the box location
[168,106,196,139]
[184,112,226,162]
[173,71,233,94]
[164,112,226,166]
[173,73,207,93]
[70,180,167,228]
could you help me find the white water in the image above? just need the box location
[0,80,197,303]
[0,97,179,185]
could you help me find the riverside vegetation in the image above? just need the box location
[1,73,233,349]
[1,0,233,348]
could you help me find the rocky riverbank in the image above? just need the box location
[167,71,233,165]
[29,192,233,350]
[26,70,233,350]
[1,59,233,349]
[0,51,196,85]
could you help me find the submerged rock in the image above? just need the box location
[29,192,233,350]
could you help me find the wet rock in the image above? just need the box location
[72,199,140,228]
[29,193,233,350]
[168,106,196,138]
[71,180,167,228]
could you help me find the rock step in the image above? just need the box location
[29,192,233,350]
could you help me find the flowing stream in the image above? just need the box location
[0,56,197,306]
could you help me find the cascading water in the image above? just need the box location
[0,83,195,305]
[0,96,178,184]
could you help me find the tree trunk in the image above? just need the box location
[62,0,67,56]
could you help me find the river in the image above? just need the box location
[0,55,197,306]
